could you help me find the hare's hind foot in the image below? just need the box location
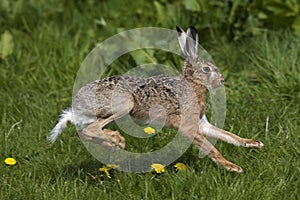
[102,129,126,149]
[78,105,132,150]
[79,127,125,151]
[78,118,126,151]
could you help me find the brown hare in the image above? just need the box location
[49,26,263,173]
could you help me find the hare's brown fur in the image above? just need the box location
[49,26,263,173]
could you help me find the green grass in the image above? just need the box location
[1,1,299,200]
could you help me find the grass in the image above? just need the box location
[1,1,299,199]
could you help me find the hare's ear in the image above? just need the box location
[176,26,188,57]
[186,26,198,59]
[176,26,198,58]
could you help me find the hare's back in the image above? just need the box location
[73,76,137,117]
[73,75,189,126]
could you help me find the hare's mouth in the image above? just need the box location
[217,79,225,88]
[211,79,224,89]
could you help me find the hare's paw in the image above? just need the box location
[79,128,126,151]
[102,129,126,150]
[243,139,264,149]
[223,162,244,173]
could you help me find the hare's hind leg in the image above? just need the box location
[79,100,134,151]
[199,116,263,148]
[193,133,244,173]
[79,116,126,151]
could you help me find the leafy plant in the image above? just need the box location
[154,0,300,40]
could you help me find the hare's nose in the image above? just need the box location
[219,79,224,85]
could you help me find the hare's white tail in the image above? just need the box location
[48,108,73,144]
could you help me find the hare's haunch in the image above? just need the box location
[49,26,263,173]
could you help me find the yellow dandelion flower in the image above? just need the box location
[4,157,17,166]
[99,166,111,178]
[144,126,156,134]
[174,162,188,171]
[151,163,165,174]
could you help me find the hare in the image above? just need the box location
[49,26,263,173]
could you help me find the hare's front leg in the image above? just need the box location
[193,133,244,173]
[199,115,263,148]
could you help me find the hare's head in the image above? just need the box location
[176,26,224,90]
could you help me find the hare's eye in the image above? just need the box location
[202,66,211,72]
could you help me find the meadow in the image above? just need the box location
[0,1,299,199]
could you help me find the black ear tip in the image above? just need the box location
[176,26,182,33]
[189,26,198,33]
